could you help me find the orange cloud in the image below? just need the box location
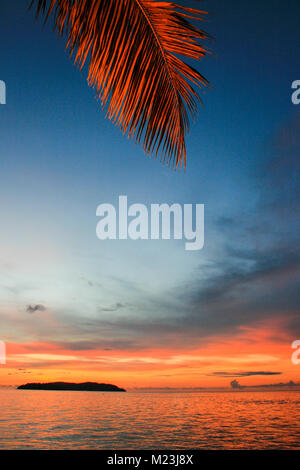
[1,316,298,389]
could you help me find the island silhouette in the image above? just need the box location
[18,382,126,392]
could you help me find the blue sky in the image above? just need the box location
[0,0,299,387]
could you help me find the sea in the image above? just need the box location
[0,389,300,449]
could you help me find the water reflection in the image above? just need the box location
[0,390,299,449]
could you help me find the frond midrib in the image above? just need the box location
[134,0,181,123]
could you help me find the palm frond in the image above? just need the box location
[30,0,210,169]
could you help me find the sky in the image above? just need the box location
[0,0,300,389]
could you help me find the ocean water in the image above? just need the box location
[0,390,300,449]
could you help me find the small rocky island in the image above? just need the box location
[18,381,126,392]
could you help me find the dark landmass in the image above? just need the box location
[17,381,126,392]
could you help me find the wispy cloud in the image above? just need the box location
[99,302,125,312]
[209,371,282,378]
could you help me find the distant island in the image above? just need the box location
[17,382,126,392]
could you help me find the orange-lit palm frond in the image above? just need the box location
[31,0,210,168]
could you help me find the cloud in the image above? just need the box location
[55,337,140,351]
[258,111,300,214]
[210,371,282,378]
[26,304,46,313]
[79,276,102,288]
[174,113,300,340]
[190,249,300,307]
[99,302,125,312]
[7,115,300,353]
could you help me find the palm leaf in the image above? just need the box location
[30,0,210,169]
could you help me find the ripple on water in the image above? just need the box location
[0,390,300,449]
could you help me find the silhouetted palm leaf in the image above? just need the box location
[30,0,210,168]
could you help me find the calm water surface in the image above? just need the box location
[0,390,300,449]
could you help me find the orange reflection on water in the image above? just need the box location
[0,389,300,449]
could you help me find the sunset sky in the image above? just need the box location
[0,0,300,389]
